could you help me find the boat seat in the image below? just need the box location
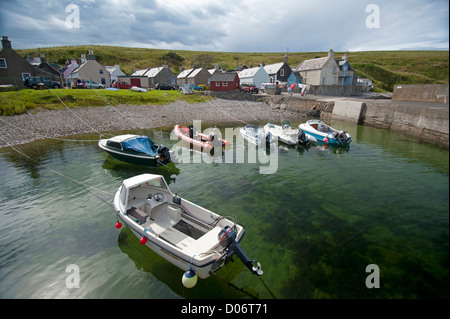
[166,204,182,225]
[127,207,149,224]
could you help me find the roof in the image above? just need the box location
[145,67,163,77]
[177,68,194,78]
[132,69,149,76]
[263,62,284,75]
[210,72,237,82]
[295,57,329,71]
[238,66,263,78]
[187,68,203,78]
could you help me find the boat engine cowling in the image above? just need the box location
[219,226,263,276]
[297,129,310,146]
[157,145,171,164]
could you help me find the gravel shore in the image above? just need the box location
[0,98,299,147]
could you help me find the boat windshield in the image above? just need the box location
[146,178,167,189]
[121,136,158,156]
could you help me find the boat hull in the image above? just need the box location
[263,123,298,145]
[299,120,351,145]
[118,213,227,279]
[99,140,159,167]
[174,125,230,152]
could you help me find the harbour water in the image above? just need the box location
[0,120,448,299]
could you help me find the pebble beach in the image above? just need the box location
[0,98,299,147]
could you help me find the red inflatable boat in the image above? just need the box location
[173,125,231,152]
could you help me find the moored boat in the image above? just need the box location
[239,124,272,146]
[299,119,351,145]
[98,134,171,167]
[173,125,230,152]
[264,120,310,147]
[113,174,263,282]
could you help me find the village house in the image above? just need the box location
[263,55,293,83]
[105,65,126,84]
[65,50,111,87]
[0,36,54,89]
[176,68,194,87]
[238,65,269,89]
[293,49,340,86]
[186,68,210,87]
[209,72,240,92]
[131,65,176,89]
[335,53,355,86]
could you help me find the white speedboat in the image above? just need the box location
[299,119,351,145]
[239,124,272,146]
[113,174,262,280]
[264,120,310,147]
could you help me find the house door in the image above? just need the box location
[130,78,141,87]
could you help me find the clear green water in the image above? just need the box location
[0,120,448,299]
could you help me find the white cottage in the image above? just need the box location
[238,65,270,89]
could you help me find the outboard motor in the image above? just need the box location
[219,226,263,276]
[265,131,272,146]
[297,129,310,147]
[157,145,171,164]
[334,131,349,145]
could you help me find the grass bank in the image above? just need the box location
[0,88,212,116]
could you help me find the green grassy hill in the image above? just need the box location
[17,46,449,92]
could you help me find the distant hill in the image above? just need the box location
[16,46,449,92]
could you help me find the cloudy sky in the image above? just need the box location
[0,0,448,52]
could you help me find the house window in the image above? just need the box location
[222,82,228,87]
[22,73,31,81]
[101,78,106,85]
[280,69,284,77]
[99,69,103,74]
[322,77,325,84]
[216,81,220,86]
[0,58,6,68]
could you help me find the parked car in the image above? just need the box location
[181,84,194,95]
[241,82,259,94]
[83,80,104,89]
[198,84,209,91]
[23,76,62,89]
[112,81,132,89]
[155,83,175,90]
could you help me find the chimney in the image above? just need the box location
[87,49,95,60]
[40,54,46,64]
[283,54,288,64]
[80,54,87,63]
[328,49,334,59]
[1,36,11,49]
[342,53,348,61]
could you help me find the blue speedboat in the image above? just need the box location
[299,119,351,145]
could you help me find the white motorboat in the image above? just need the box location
[299,119,351,145]
[264,120,310,147]
[239,124,272,146]
[113,174,262,281]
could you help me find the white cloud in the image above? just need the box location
[0,0,448,51]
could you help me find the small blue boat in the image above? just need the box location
[299,119,351,145]
[98,134,171,167]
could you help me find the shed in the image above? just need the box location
[210,72,240,92]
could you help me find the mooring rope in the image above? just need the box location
[0,131,114,198]
[210,271,259,299]
[0,116,101,143]
[49,89,104,137]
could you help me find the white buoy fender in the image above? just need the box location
[182,268,198,288]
